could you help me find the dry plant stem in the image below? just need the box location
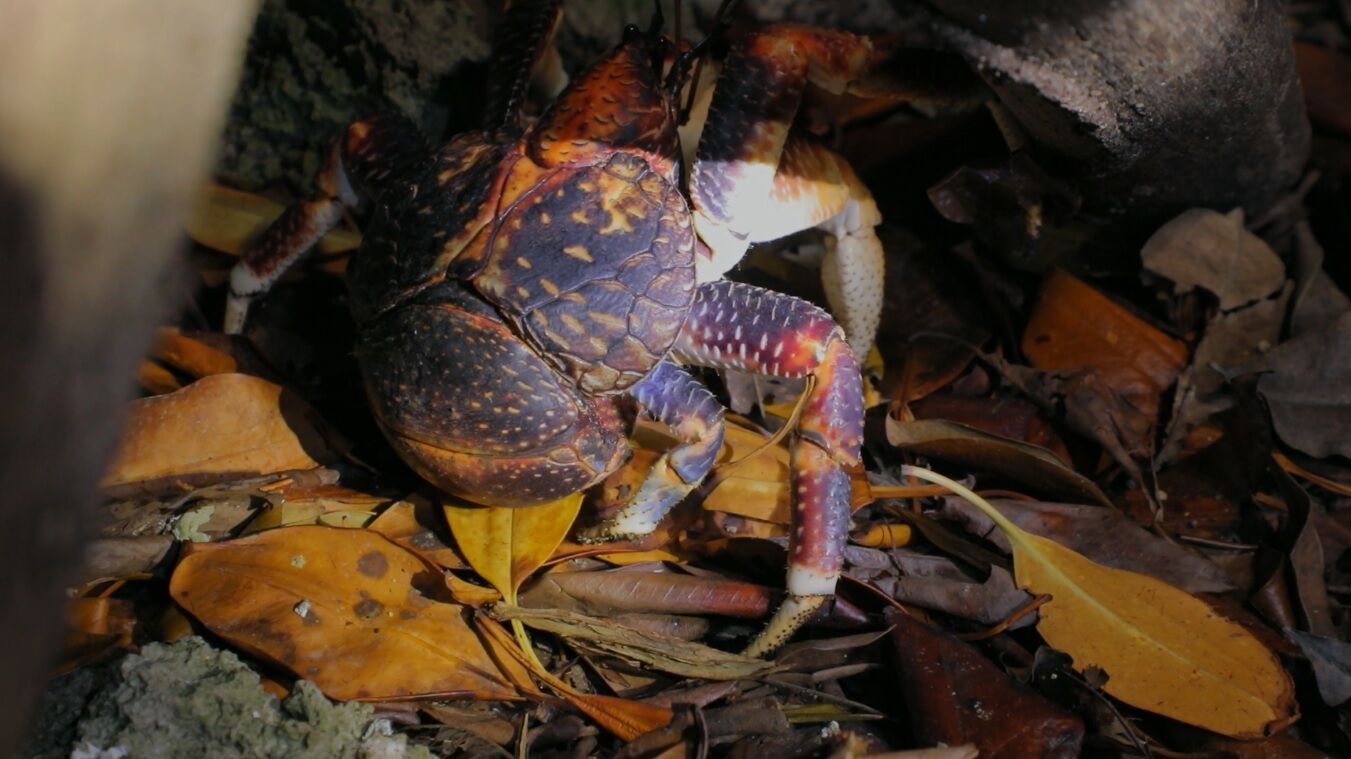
[899,467,1024,538]
[956,594,1051,641]
[1274,451,1351,496]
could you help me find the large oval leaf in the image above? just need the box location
[170,525,517,701]
[102,373,345,493]
[905,467,1296,739]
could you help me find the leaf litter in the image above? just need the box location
[49,9,1351,755]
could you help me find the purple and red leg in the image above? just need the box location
[672,280,864,656]
[687,25,884,361]
[579,360,726,542]
[224,111,428,334]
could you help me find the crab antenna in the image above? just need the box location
[664,0,738,100]
[647,0,664,37]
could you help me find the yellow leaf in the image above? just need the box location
[444,493,583,602]
[904,467,1297,739]
[612,419,869,526]
[169,525,518,701]
[102,373,346,492]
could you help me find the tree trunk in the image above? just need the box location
[902,0,1310,222]
[0,2,258,751]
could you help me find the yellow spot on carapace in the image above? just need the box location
[516,286,529,298]
[569,208,591,225]
[539,279,560,296]
[560,313,585,332]
[562,245,593,263]
[516,256,533,269]
[589,311,626,331]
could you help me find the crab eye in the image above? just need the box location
[623,23,642,41]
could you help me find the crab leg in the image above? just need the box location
[580,361,726,542]
[672,281,864,656]
[224,112,427,334]
[482,0,564,135]
[688,26,884,360]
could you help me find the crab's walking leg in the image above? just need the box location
[482,0,564,134]
[579,361,726,542]
[688,26,884,360]
[224,112,427,334]
[672,281,864,656]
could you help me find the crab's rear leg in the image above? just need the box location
[673,281,864,657]
[224,112,427,334]
[688,26,884,360]
[579,361,725,542]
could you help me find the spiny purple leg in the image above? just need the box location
[579,361,726,542]
[671,281,863,656]
[224,111,428,334]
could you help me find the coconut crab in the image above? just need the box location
[223,0,887,656]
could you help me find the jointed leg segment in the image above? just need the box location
[673,280,864,655]
[581,360,726,542]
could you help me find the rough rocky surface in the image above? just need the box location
[27,637,429,759]
[215,0,904,193]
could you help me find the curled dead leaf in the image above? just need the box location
[885,417,1110,507]
[102,373,347,495]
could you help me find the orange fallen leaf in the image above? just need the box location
[137,360,183,395]
[368,498,468,570]
[170,525,518,701]
[60,596,137,674]
[151,327,242,378]
[1022,271,1186,426]
[102,373,346,493]
[906,467,1297,739]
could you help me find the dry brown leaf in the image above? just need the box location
[476,615,672,741]
[1294,41,1351,138]
[169,525,518,701]
[491,604,772,681]
[1141,209,1285,311]
[102,373,346,493]
[444,492,583,601]
[885,417,1111,507]
[1022,271,1186,428]
[1258,312,1351,459]
[188,182,359,259]
[906,467,1296,739]
[886,608,1084,757]
[519,569,774,620]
